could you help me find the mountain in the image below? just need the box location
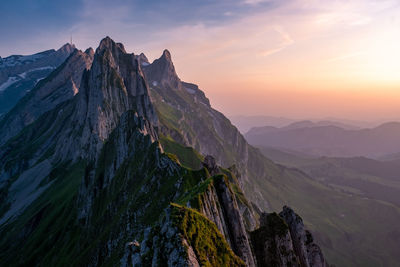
[245,122,400,158]
[228,116,367,134]
[380,151,400,161]
[228,115,296,133]
[1,37,399,266]
[0,43,75,115]
[0,47,94,145]
[283,120,360,130]
[0,37,327,267]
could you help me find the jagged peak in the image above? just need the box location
[58,43,76,54]
[85,47,94,57]
[66,48,93,66]
[137,53,149,65]
[97,36,126,54]
[143,48,180,87]
[161,49,172,60]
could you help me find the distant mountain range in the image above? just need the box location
[228,115,384,133]
[228,115,296,132]
[245,121,400,158]
[258,145,400,220]
[0,44,75,115]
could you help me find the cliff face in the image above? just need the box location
[187,156,326,267]
[0,37,327,266]
[280,206,327,267]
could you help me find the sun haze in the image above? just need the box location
[1,0,399,121]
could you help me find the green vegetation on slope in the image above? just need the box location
[160,135,204,169]
[0,161,86,266]
[170,203,245,267]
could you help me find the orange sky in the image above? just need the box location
[131,0,400,121]
[4,0,399,121]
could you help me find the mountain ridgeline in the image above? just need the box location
[0,37,328,266]
[245,121,400,158]
[0,43,76,115]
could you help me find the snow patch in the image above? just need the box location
[35,77,46,85]
[185,87,196,94]
[0,53,48,68]
[18,66,54,79]
[0,76,20,91]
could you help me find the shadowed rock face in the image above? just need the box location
[251,212,299,267]
[0,43,76,114]
[143,49,180,90]
[202,155,220,176]
[251,208,327,267]
[280,206,327,267]
[0,48,94,145]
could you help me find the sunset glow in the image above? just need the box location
[1,0,399,121]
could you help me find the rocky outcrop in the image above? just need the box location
[280,206,327,267]
[213,176,256,267]
[124,204,245,267]
[251,208,327,267]
[202,155,220,175]
[143,49,180,89]
[194,156,256,266]
[251,212,299,267]
[197,181,233,245]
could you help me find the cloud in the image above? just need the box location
[327,52,365,63]
[260,27,294,57]
[243,0,271,5]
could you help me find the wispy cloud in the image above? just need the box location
[260,26,294,57]
[326,52,365,63]
[243,0,271,5]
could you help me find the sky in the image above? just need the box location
[1,0,400,121]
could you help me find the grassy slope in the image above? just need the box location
[257,146,400,266]
[159,135,204,169]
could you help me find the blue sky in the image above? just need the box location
[0,0,278,56]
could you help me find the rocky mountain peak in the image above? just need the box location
[161,49,172,60]
[143,48,180,89]
[97,36,126,55]
[57,36,158,161]
[85,47,95,57]
[58,43,76,54]
[136,53,149,65]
